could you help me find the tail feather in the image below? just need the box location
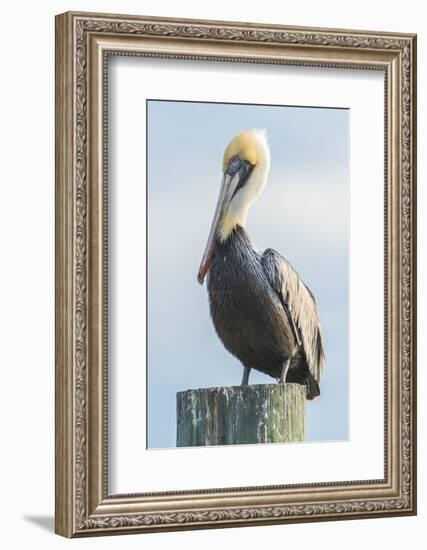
[305,373,320,400]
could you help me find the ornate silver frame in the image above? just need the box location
[55,11,417,537]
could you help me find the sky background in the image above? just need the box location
[147,100,349,448]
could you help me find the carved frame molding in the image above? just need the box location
[55,11,416,537]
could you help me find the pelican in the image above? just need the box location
[197,129,325,399]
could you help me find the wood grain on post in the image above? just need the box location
[177,383,306,447]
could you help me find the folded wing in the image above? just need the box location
[260,248,325,383]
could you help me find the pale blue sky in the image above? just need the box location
[147,99,349,448]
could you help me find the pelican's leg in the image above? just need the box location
[279,357,291,384]
[241,366,251,385]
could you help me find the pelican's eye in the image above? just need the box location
[226,155,242,177]
[227,157,254,199]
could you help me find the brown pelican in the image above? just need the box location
[197,129,325,399]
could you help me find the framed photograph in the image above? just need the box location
[55,11,417,537]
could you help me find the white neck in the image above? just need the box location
[219,137,270,241]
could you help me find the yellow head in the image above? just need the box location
[222,130,261,172]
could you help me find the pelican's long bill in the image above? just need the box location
[197,172,239,285]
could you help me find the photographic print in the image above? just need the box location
[147,99,349,449]
[56,12,416,536]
